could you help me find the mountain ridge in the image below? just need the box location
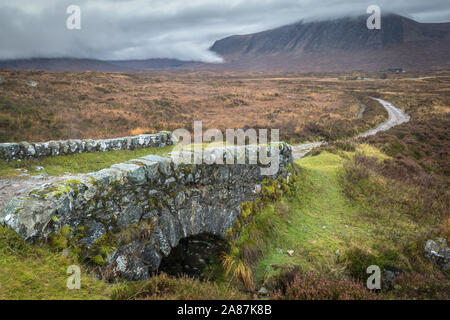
[208,14,450,71]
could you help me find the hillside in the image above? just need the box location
[0,58,131,73]
[210,14,450,71]
[0,58,194,73]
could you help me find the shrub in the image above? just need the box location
[364,117,450,177]
[344,247,402,282]
[273,272,376,300]
[221,246,254,291]
[388,272,450,300]
[340,152,449,223]
[344,248,380,281]
[444,218,450,243]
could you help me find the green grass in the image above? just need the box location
[0,146,174,178]
[0,223,246,300]
[0,225,112,300]
[253,146,429,285]
[111,273,248,300]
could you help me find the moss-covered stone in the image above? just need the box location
[227,172,296,247]
[93,254,106,265]
[60,226,73,238]
[48,233,68,251]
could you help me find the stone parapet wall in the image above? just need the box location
[0,131,175,161]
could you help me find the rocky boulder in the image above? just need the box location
[424,238,450,271]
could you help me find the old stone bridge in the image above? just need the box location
[0,144,293,280]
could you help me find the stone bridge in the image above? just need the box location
[0,144,293,280]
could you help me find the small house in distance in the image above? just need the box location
[386,68,405,73]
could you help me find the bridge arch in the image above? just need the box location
[158,233,228,279]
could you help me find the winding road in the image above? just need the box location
[292,98,410,159]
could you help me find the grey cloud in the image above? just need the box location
[0,0,449,62]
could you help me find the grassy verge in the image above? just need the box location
[0,225,111,299]
[253,147,399,282]
[0,146,174,178]
[111,273,248,300]
[234,144,448,299]
[0,223,247,300]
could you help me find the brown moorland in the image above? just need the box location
[0,69,395,143]
[1,69,448,145]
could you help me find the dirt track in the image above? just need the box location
[292,98,410,159]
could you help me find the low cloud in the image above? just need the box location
[0,0,449,61]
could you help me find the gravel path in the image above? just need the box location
[292,98,410,159]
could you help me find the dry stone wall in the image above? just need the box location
[0,131,175,161]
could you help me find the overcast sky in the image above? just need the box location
[0,0,449,62]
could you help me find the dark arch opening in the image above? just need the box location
[158,233,229,280]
